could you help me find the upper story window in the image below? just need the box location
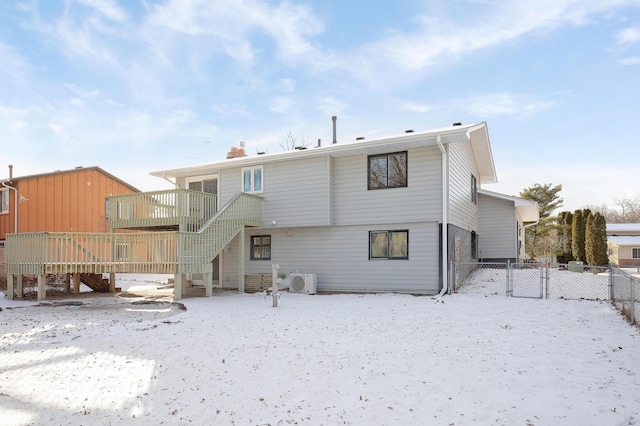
[368,152,407,190]
[242,166,263,193]
[1,189,9,214]
[471,174,478,204]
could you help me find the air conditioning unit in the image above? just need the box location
[289,273,317,294]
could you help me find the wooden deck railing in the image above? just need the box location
[107,189,218,231]
[5,231,179,275]
[6,192,263,277]
[178,192,263,273]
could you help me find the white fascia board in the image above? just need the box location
[151,123,487,179]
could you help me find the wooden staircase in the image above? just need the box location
[79,274,110,292]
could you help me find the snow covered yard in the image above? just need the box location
[1,280,639,425]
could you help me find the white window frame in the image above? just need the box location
[241,166,264,194]
[1,189,9,214]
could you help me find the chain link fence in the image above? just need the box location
[452,261,639,326]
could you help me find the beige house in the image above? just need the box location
[607,223,640,267]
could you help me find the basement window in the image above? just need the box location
[369,230,408,260]
[250,235,271,260]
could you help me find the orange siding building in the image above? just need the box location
[0,167,139,240]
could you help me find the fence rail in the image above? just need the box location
[452,261,639,326]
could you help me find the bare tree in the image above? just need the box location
[280,131,310,151]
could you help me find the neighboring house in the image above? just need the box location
[5,121,533,299]
[0,166,139,239]
[607,223,640,267]
[1,166,139,292]
[477,189,539,262]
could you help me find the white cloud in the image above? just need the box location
[145,0,325,67]
[270,96,293,114]
[616,27,640,44]
[619,56,640,64]
[460,93,555,117]
[280,78,296,92]
[400,102,432,113]
[349,0,640,83]
[317,96,345,116]
[71,0,128,23]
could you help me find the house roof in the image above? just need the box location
[608,236,640,246]
[1,166,139,192]
[151,122,498,184]
[477,188,540,223]
[607,223,640,234]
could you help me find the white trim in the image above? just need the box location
[185,174,219,193]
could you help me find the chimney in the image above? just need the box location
[226,142,248,159]
[317,138,321,148]
[332,116,337,144]
[9,164,13,179]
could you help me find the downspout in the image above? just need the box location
[1,180,18,234]
[437,136,448,297]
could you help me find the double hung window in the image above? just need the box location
[242,166,263,193]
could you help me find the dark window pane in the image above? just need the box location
[388,153,407,187]
[369,156,387,189]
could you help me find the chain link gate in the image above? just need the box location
[509,262,545,299]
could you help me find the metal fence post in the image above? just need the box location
[631,276,635,325]
[608,268,613,301]
[506,260,511,297]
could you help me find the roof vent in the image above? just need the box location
[295,146,307,150]
[257,151,266,155]
[356,137,365,141]
[452,122,462,126]
[405,129,414,133]
[75,166,83,169]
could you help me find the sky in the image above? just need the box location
[1,273,639,424]
[1,0,639,213]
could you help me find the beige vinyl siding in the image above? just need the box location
[219,156,330,227]
[478,194,516,259]
[221,222,440,294]
[333,145,442,226]
[448,141,479,231]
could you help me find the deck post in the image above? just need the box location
[16,274,23,299]
[73,273,81,294]
[65,274,71,294]
[238,227,245,293]
[109,272,116,293]
[37,274,46,301]
[204,262,213,297]
[7,274,14,300]
[174,274,183,300]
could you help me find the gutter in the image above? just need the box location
[436,136,448,297]
[1,179,18,234]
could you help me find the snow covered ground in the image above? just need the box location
[1,275,639,425]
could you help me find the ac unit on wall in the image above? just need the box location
[289,273,317,294]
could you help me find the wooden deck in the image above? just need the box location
[5,192,263,300]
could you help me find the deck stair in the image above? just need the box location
[79,273,110,292]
